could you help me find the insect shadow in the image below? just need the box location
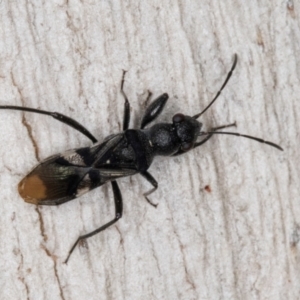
[0,54,283,263]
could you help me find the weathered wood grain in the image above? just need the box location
[0,1,298,299]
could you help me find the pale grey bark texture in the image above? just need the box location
[0,1,298,299]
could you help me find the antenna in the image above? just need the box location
[193,54,238,119]
[199,130,283,151]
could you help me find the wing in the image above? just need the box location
[18,147,137,206]
[18,153,93,205]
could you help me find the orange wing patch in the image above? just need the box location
[18,174,47,204]
[16,155,92,205]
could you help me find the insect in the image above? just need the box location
[0,54,283,263]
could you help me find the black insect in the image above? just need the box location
[0,54,282,263]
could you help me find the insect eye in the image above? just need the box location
[181,142,193,152]
[172,113,185,123]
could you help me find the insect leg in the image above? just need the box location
[140,171,158,208]
[64,180,123,264]
[0,105,97,143]
[140,93,169,129]
[121,71,131,131]
[171,123,237,156]
[211,122,237,131]
[192,122,237,149]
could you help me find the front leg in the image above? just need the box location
[140,171,158,208]
[64,180,123,264]
[172,123,237,156]
[121,71,131,131]
[141,93,169,129]
[193,123,237,149]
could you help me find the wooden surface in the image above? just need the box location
[0,1,298,299]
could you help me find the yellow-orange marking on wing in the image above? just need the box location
[18,174,47,204]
